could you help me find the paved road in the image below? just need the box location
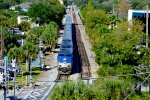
[25,82,55,100]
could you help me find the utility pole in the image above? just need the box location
[14,57,17,99]
[6,57,9,94]
[113,0,115,15]
[29,57,32,87]
[26,51,29,86]
[146,5,149,48]
[1,26,3,59]
[112,0,115,29]
[4,56,8,100]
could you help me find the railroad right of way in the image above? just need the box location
[72,5,99,79]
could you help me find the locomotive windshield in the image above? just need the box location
[59,54,71,56]
[63,40,71,42]
[62,45,71,48]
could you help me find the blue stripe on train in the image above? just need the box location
[57,56,72,63]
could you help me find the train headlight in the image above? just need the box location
[68,65,71,70]
[59,65,61,69]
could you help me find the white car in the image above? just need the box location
[45,65,57,70]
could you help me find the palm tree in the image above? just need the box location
[7,46,20,60]
[2,27,20,54]
[22,42,38,59]
[40,22,58,51]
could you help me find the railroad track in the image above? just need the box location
[72,7,91,79]
[56,74,69,81]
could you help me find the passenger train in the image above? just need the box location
[57,15,73,74]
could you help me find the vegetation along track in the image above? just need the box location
[72,7,91,78]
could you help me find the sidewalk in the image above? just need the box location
[0,86,33,100]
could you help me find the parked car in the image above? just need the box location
[8,66,22,73]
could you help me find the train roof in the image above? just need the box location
[58,48,72,55]
[65,16,72,25]
[63,31,72,40]
[61,41,72,47]
[64,27,72,35]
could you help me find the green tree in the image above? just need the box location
[28,1,65,26]
[26,26,45,44]
[22,41,38,59]
[2,27,20,53]
[6,17,18,29]
[7,46,24,62]
[0,10,17,26]
[84,9,110,44]
[18,21,31,32]
[40,22,58,50]
[115,0,132,19]
[130,0,150,9]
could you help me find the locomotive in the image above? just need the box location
[57,15,73,74]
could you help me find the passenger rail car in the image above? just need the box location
[57,15,73,74]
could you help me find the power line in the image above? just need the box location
[124,74,150,100]
[21,71,150,83]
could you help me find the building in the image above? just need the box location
[9,2,32,12]
[128,9,150,35]
[58,0,64,5]
[17,15,30,25]
[11,28,24,46]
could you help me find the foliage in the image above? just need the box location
[63,0,72,6]
[7,41,38,62]
[6,16,18,28]
[94,20,150,81]
[50,79,133,100]
[7,46,20,60]
[80,0,94,23]
[18,21,31,32]
[26,26,45,44]
[15,6,22,12]
[130,0,150,9]
[50,81,94,100]
[78,0,150,99]
[0,0,29,9]
[93,78,132,100]
[27,1,65,26]
[129,92,150,100]
[83,8,110,44]
[40,22,58,49]
[0,10,18,26]
[2,27,20,53]
[73,0,88,9]
[0,2,11,9]
[22,41,38,59]
[115,0,131,19]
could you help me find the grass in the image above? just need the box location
[8,63,42,88]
